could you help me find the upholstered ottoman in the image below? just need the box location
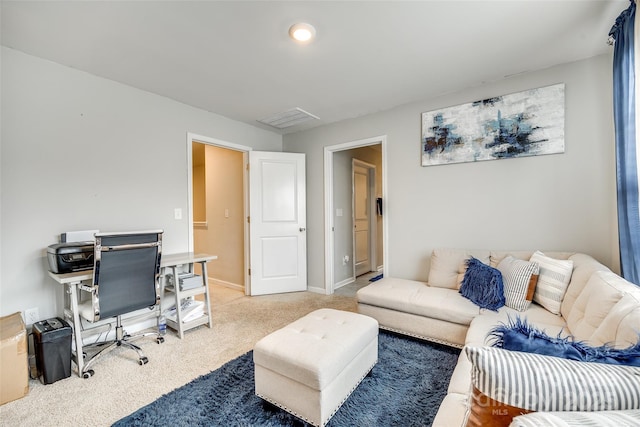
[253,308,379,427]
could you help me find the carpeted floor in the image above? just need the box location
[0,285,357,426]
[114,331,460,427]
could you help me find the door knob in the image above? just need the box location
[299,227,306,232]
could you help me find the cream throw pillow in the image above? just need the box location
[530,251,573,315]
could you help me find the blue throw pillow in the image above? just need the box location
[459,257,505,311]
[489,316,640,367]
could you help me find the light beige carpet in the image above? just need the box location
[0,285,357,427]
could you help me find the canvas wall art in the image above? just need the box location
[421,83,565,166]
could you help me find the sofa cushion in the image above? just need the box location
[495,303,568,328]
[356,277,480,325]
[465,346,640,426]
[496,256,539,311]
[565,271,629,344]
[465,305,568,347]
[530,251,573,315]
[590,291,640,348]
[510,409,640,427]
[459,258,505,311]
[428,248,490,289]
[561,253,610,318]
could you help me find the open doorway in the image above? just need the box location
[187,133,252,295]
[192,142,245,292]
[324,136,388,295]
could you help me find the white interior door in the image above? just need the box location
[249,151,307,295]
[354,164,371,276]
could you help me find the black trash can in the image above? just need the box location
[32,317,72,384]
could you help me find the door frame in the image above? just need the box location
[186,132,252,295]
[324,135,388,295]
[352,159,377,278]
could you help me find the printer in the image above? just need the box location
[47,241,94,274]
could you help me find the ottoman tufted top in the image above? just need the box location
[253,308,378,390]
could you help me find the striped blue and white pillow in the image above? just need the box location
[496,256,539,311]
[530,251,573,315]
[466,346,640,414]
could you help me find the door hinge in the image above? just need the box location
[248,268,251,276]
[246,163,250,171]
[247,216,250,223]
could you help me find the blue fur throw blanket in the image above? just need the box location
[489,316,640,366]
[459,257,505,311]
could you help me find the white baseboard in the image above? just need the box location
[208,277,243,292]
[377,265,384,272]
[334,277,355,290]
[307,285,327,295]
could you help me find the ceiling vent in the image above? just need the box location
[257,107,320,129]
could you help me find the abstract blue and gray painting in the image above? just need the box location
[421,84,565,166]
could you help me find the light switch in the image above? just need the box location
[174,208,182,220]
[336,208,343,217]
[224,208,229,218]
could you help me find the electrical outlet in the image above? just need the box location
[25,307,39,325]
[343,255,349,265]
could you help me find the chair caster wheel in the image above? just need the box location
[82,369,94,379]
[139,357,149,365]
[157,336,165,344]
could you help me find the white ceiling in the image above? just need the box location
[1,1,627,134]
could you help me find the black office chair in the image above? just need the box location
[78,230,163,378]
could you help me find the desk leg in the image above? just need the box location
[172,266,184,339]
[68,282,85,377]
[200,261,213,329]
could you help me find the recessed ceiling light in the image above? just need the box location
[289,23,316,43]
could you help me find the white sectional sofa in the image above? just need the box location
[356,248,640,426]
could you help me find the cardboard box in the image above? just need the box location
[0,312,29,405]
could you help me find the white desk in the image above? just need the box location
[49,252,217,377]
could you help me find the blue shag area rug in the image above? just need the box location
[113,331,460,427]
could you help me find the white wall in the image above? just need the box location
[332,150,354,284]
[0,47,282,320]
[284,54,618,290]
[0,47,621,315]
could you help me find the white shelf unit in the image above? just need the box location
[161,253,217,339]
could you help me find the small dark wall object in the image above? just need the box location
[376,198,383,216]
